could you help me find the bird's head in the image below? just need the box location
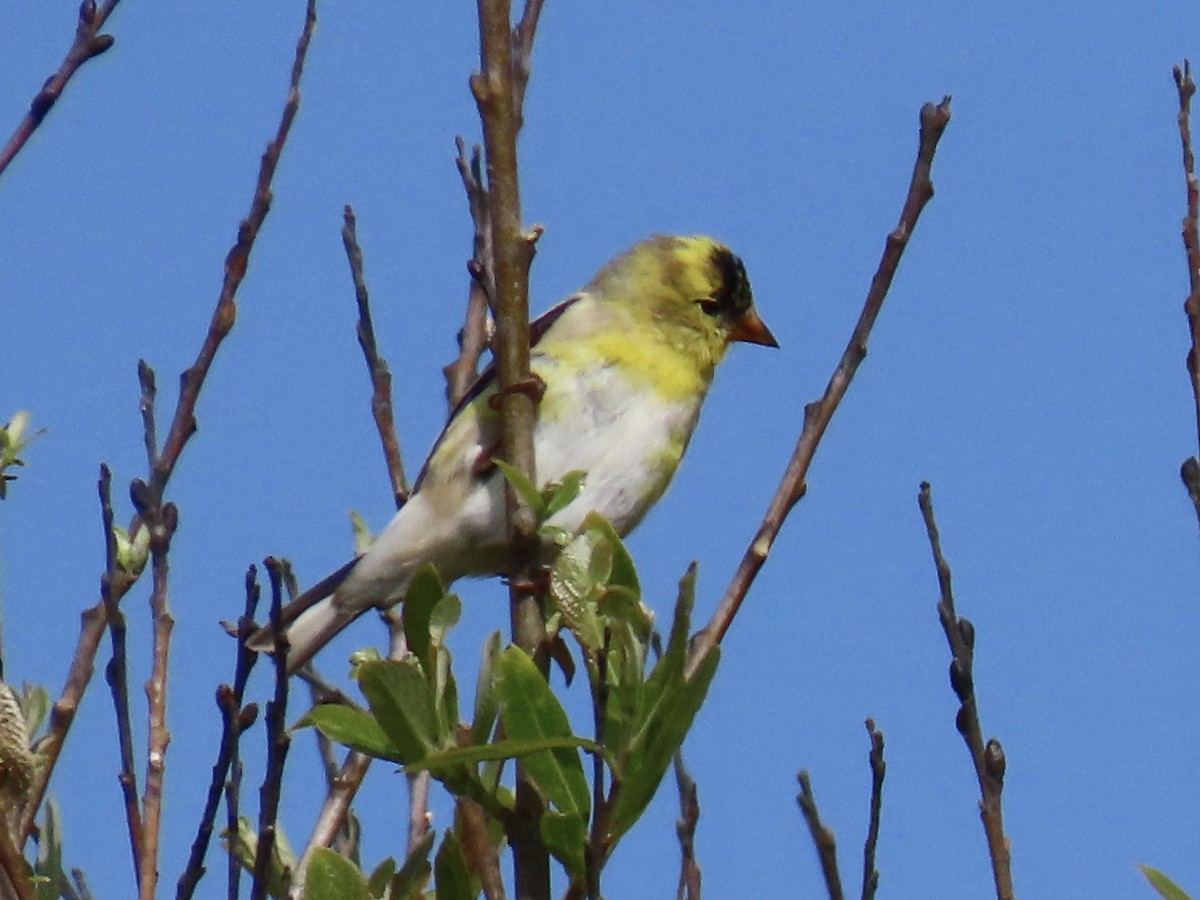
[588,234,778,357]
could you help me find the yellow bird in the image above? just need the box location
[257,234,776,671]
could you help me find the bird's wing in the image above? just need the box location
[410,292,584,493]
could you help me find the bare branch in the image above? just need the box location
[176,567,263,900]
[472,1,549,896]
[20,0,319,845]
[445,138,495,409]
[252,559,293,900]
[797,771,844,900]
[861,719,885,900]
[133,407,180,900]
[343,205,410,506]
[0,0,122,178]
[673,752,702,900]
[686,97,953,681]
[917,482,1014,900]
[1172,61,1200,525]
[98,464,143,879]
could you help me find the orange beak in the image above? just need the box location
[729,309,779,348]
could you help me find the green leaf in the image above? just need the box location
[390,830,435,899]
[541,810,587,880]
[403,566,445,677]
[433,830,474,900]
[407,735,605,774]
[579,512,639,595]
[303,848,370,900]
[493,459,545,518]
[356,660,439,762]
[549,532,606,653]
[1140,866,1193,900]
[471,631,503,747]
[365,858,395,898]
[607,566,717,837]
[543,470,587,518]
[496,646,590,820]
[298,705,405,763]
[611,649,719,837]
[33,797,65,900]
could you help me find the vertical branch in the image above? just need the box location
[860,719,885,900]
[97,464,144,882]
[796,772,844,900]
[132,366,179,900]
[1171,62,1200,523]
[685,97,953,681]
[252,559,292,900]
[470,2,548,897]
[175,567,262,900]
[917,483,1013,900]
[0,0,120,178]
[445,138,495,409]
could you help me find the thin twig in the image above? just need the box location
[685,97,953,681]
[471,2,548,896]
[342,205,410,507]
[673,752,702,900]
[861,719,885,900]
[175,567,263,900]
[0,0,121,178]
[290,749,371,900]
[225,759,244,900]
[1172,61,1200,525]
[917,482,1013,900]
[252,559,292,900]
[19,0,319,846]
[133,383,180,900]
[797,771,844,900]
[98,464,143,880]
[445,138,495,409]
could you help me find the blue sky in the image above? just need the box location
[2,2,1198,897]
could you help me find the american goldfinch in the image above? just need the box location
[258,234,776,671]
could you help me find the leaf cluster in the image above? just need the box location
[297,504,719,898]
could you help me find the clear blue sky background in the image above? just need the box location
[2,3,1197,898]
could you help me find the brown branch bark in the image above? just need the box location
[797,771,844,900]
[132,370,179,900]
[860,719,885,900]
[175,567,262,900]
[343,205,410,507]
[1171,61,1200,525]
[252,559,293,900]
[445,138,495,409]
[917,482,1014,900]
[672,752,701,900]
[471,2,548,897]
[0,0,121,178]
[18,0,318,852]
[685,96,953,681]
[97,465,143,880]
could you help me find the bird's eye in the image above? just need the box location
[695,297,721,317]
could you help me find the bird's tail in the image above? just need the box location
[247,558,364,673]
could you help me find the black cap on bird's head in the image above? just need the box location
[705,244,779,348]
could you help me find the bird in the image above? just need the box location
[253,234,777,672]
